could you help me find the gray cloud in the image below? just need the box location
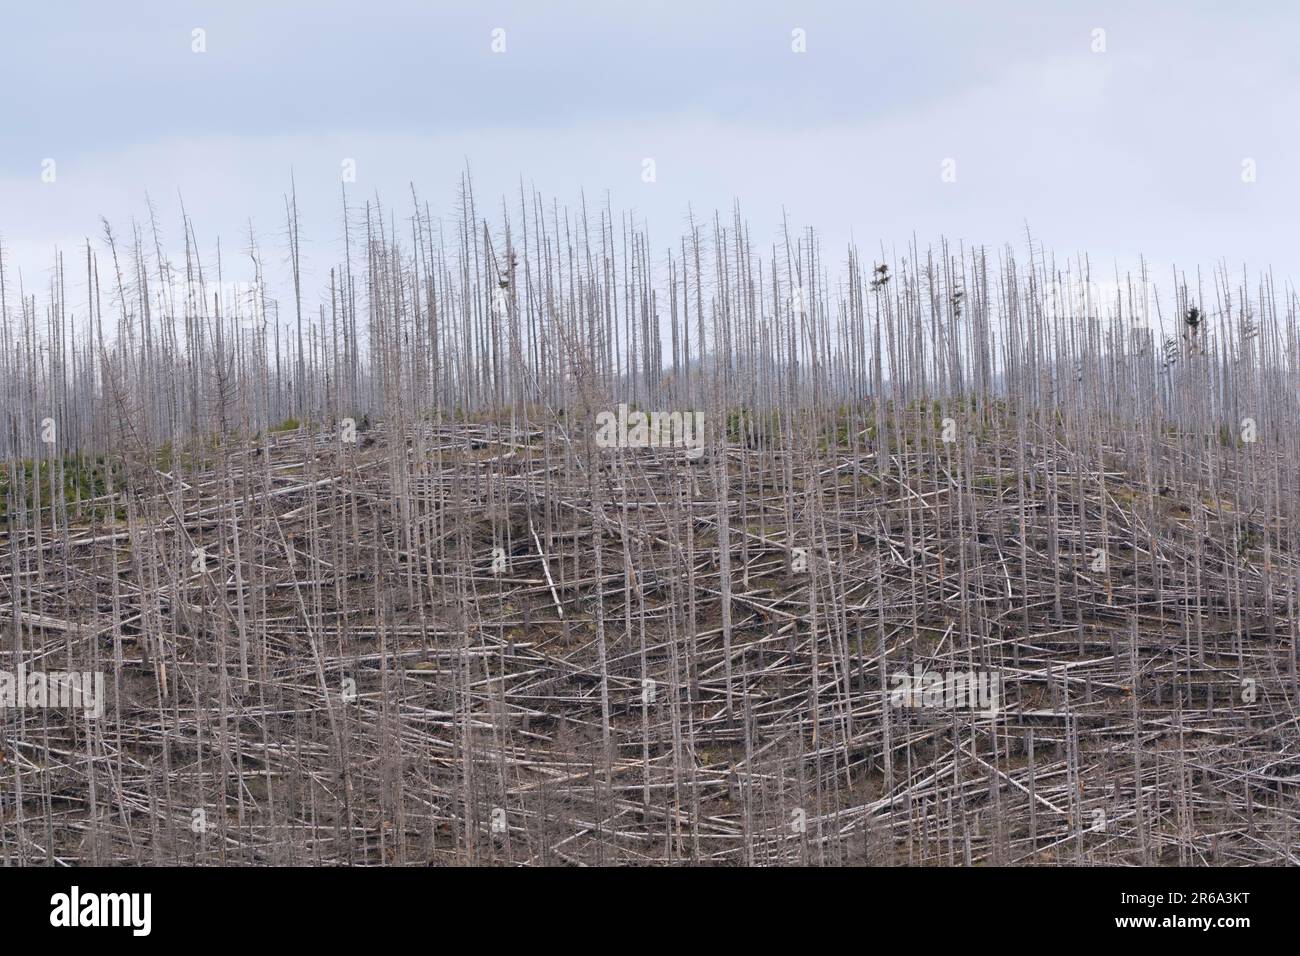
[2,1,1296,296]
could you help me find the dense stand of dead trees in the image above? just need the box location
[1,178,1298,865]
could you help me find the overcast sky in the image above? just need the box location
[2,1,1296,306]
